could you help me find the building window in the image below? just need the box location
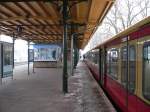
[143,43,150,100]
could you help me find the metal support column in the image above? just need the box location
[70,34,74,75]
[99,48,101,85]
[32,50,35,73]
[77,49,79,64]
[0,43,3,84]
[12,35,15,69]
[62,0,68,93]
[28,41,30,75]
[74,38,78,68]
[126,36,129,111]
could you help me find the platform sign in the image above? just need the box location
[33,44,61,62]
[29,49,34,62]
[2,43,13,78]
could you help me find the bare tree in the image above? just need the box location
[105,2,121,34]
[85,0,150,51]
[104,0,150,35]
[139,0,150,18]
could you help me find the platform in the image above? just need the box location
[0,62,116,112]
[69,62,116,112]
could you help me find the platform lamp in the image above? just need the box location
[16,25,23,36]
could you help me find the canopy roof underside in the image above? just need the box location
[0,0,114,48]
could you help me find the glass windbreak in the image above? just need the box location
[143,44,150,100]
[3,44,13,77]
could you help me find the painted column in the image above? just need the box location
[28,41,30,75]
[74,37,78,68]
[70,34,74,75]
[62,0,68,93]
[12,33,16,69]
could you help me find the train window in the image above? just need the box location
[91,53,95,63]
[121,45,136,91]
[93,52,99,65]
[89,51,99,66]
[129,45,136,93]
[100,50,105,83]
[95,52,99,66]
[107,49,118,79]
[143,43,150,100]
[121,46,127,87]
[110,49,119,78]
[107,50,111,75]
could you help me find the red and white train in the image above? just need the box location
[84,17,150,112]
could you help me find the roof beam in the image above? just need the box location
[42,2,62,34]
[0,0,87,2]
[4,33,63,36]
[0,23,85,27]
[0,16,58,22]
[0,15,87,26]
[36,2,62,34]
[0,5,41,35]
[10,2,57,36]
[28,39,62,41]
[4,32,84,36]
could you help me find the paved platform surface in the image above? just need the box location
[68,62,116,112]
[0,62,116,112]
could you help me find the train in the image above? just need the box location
[84,17,150,112]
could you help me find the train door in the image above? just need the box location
[136,35,150,112]
[121,37,129,112]
[99,47,105,85]
[128,40,137,112]
[101,47,107,86]
[99,48,101,84]
[121,36,137,112]
[99,48,103,85]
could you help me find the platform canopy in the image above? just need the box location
[0,0,114,48]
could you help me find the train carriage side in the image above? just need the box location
[85,50,100,81]
[134,25,150,112]
[102,23,150,112]
[85,17,150,112]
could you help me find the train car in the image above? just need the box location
[84,16,150,112]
